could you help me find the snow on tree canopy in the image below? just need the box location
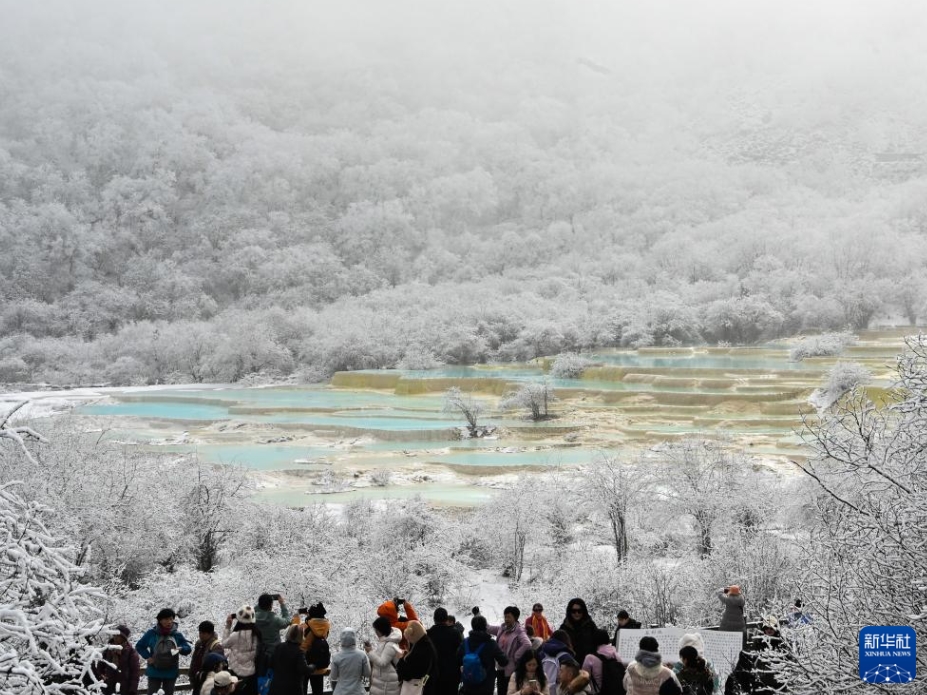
[0,482,108,695]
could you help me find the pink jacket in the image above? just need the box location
[581,644,622,691]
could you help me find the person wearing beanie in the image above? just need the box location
[377,598,421,649]
[190,621,225,695]
[622,637,682,695]
[397,620,438,695]
[297,602,333,695]
[427,608,463,695]
[331,628,371,695]
[367,616,403,695]
[538,630,574,695]
[268,624,312,695]
[93,625,141,695]
[224,605,262,692]
[135,608,193,695]
[488,607,532,695]
[580,629,623,695]
[199,653,231,695]
[670,634,719,694]
[717,586,747,644]
[211,671,239,695]
[559,600,598,666]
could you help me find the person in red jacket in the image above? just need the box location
[377,598,420,649]
[525,604,552,643]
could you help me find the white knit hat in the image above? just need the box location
[678,632,705,655]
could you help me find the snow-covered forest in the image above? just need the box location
[2,0,927,385]
[3,337,927,692]
[2,0,927,692]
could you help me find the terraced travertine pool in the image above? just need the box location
[70,329,913,505]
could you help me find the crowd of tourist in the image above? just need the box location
[92,589,800,695]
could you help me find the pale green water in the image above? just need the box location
[71,333,909,506]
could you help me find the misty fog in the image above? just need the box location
[1,0,926,384]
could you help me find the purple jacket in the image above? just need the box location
[487,623,531,677]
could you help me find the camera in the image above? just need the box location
[395,598,405,605]
[272,594,281,601]
[229,613,236,621]
[298,607,310,615]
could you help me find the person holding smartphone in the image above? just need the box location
[507,650,549,695]
[717,585,746,646]
[256,593,291,660]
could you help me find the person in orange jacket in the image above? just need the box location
[376,598,419,649]
[291,603,332,695]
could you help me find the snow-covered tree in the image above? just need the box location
[0,482,109,695]
[788,335,927,691]
[500,381,555,421]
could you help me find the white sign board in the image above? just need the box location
[617,628,743,684]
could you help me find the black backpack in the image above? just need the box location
[151,633,179,671]
[592,654,626,695]
[306,634,331,670]
[678,665,713,695]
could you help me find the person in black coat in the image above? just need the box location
[428,608,463,695]
[610,610,642,648]
[559,599,598,665]
[269,625,312,695]
[458,616,508,695]
[398,621,438,694]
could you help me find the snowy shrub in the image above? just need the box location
[550,353,592,379]
[397,347,442,370]
[809,361,872,410]
[0,483,109,695]
[500,382,555,420]
[370,470,392,487]
[789,332,856,361]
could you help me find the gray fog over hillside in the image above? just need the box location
[1,0,926,384]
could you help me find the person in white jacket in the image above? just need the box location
[223,605,262,691]
[366,617,403,695]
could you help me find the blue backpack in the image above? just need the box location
[461,640,487,687]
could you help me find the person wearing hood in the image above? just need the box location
[331,628,371,695]
[622,637,681,695]
[397,620,438,695]
[377,598,421,649]
[716,587,746,646]
[199,653,231,695]
[559,600,598,665]
[135,608,193,695]
[556,654,592,695]
[428,608,463,695]
[367,616,403,695]
[298,603,333,695]
[458,615,509,695]
[488,607,532,695]
[670,634,719,694]
[539,630,574,695]
[580,629,624,694]
[269,624,312,695]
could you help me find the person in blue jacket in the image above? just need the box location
[135,608,193,695]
